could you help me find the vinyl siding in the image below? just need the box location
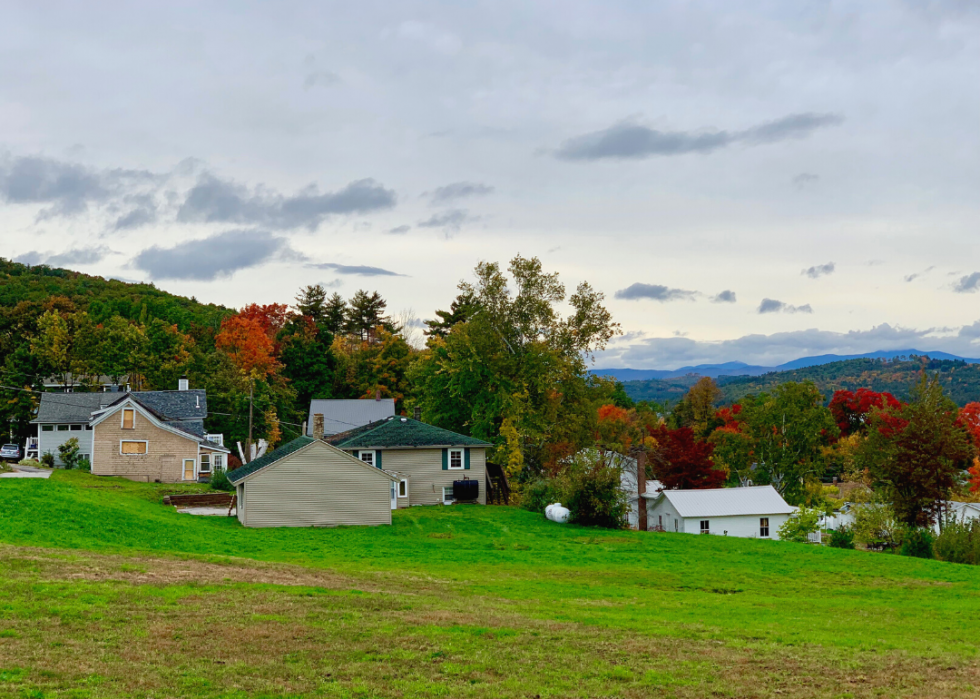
[241,442,393,528]
[92,414,199,482]
[37,425,95,466]
[379,448,486,506]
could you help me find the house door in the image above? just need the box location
[390,481,398,510]
[183,458,195,481]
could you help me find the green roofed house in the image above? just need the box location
[226,436,399,528]
[325,416,493,507]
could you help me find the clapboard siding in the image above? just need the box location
[241,442,393,527]
[381,448,486,506]
[92,416,198,482]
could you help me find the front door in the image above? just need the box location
[183,458,195,481]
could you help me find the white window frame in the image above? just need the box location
[398,479,408,498]
[442,486,455,504]
[69,424,82,431]
[182,458,196,481]
[359,450,376,467]
[699,519,710,535]
[119,440,148,455]
[212,454,224,472]
[760,517,770,538]
[199,453,211,473]
[448,448,464,470]
[57,424,69,432]
[121,408,136,430]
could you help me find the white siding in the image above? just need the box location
[379,448,487,506]
[241,442,393,528]
[647,498,790,539]
[37,425,95,466]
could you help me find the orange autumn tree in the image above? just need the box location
[215,315,280,379]
[960,403,980,493]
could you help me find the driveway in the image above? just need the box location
[0,465,53,479]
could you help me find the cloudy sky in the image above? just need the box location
[2,1,979,369]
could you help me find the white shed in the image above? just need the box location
[643,485,795,540]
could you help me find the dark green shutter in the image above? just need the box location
[464,448,470,470]
[441,448,448,470]
[352,450,359,460]
[375,450,382,469]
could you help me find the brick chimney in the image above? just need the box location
[413,406,422,422]
[375,389,381,401]
[313,414,325,440]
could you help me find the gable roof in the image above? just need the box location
[31,392,112,423]
[645,485,795,518]
[32,389,207,424]
[307,398,396,436]
[226,436,398,485]
[327,417,493,449]
[88,395,228,452]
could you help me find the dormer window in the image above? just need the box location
[121,408,135,430]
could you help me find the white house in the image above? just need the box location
[643,485,795,540]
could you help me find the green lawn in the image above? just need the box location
[0,471,979,698]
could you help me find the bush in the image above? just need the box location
[829,525,855,549]
[210,468,234,492]
[18,458,39,466]
[565,454,629,529]
[934,519,980,565]
[900,528,934,559]
[57,438,81,470]
[40,452,55,468]
[76,457,91,473]
[522,478,566,514]
[851,500,901,550]
[777,507,821,543]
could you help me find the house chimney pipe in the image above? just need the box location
[413,406,422,422]
[636,451,647,531]
[375,389,381,401]
[313,414,324,440]
[178,376,189,391]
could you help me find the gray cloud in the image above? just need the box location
[802,262,835,279]
[954,272,980,293]
[615,283,698,302]
[792,173,820,189]
[113,194,158,230]
[177,174,396,230]
[417,209,471,233]
[387,225,411,235]
[427,181,494,204]
[14,246,114,267]
[307,262,405,277]
[758,298,813,314]
[555,113,843,161]
[132,230,294,281]
[712,290,737,303]
[904,266,935,283]
[304,70,341,89]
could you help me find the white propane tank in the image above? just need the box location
[545,503,570,523]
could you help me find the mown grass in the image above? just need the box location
[0,471,979,697]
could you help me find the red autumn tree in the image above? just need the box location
[238,303,292,349]
[829,388,903,436]
[648,424,726,490]
[968,459,980,494]
[215,315,280,379]
[959,402,980,450]
[714,404,744,433]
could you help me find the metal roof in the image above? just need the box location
[645,485,795,517]
[307,398,396,436]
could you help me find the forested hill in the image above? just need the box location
[622,357,980,407]
[0,259,231,331]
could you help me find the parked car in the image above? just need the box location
[0,444,22,461]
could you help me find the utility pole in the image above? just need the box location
[246,377,254,463]
[636,450,647,531]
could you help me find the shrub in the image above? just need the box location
[76,457,91,473]
[40,452,55,468]
[777,507,822,543]
[18,458,40,466]
[210,468,234,492]
[934,519,980,565]
[564,454,629,529]
[900,527,934,559]
[522,478,568,514]
[851,500,901,550]
[57,438,81,470]
[829,525,855,549]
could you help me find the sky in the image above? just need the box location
[2,1,979,369]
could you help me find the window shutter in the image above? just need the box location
[464,448,470,470]
[441,448,448,470]
[352,450,359,460]
[375,450,383,469]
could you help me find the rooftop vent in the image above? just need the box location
[400,417,407,422]
[178,376,189,391]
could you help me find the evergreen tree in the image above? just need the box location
[424,291,479,339]
[293,284,328,324]
[344,290,390,342]
[323,293,348,335]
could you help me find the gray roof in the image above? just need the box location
[307,398,396,436]
[32,392,117,423]
[33,389,207,425]
[130,390,207,421]
[644,485,795,517]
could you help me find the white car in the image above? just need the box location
[0,444,22,461]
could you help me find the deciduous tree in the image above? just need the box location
[648,424,725,490]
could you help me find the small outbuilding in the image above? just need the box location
[227,436,399,528]
[644,485,795,540]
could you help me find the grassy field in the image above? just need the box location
[0,472,979,697]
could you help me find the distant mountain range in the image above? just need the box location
[592,349,980,382]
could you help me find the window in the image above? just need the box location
[199,454,211,473]
[42,425,53,432]
[57,425,69,432]
[360,451,375,467]
[84,425,92,430]
[121,408,135,430]
[760,517,770,538]
[120,441,147,455]
[183,459,195,481]
[442,486,454,504]
[70,424,82,431]
[206,434,224,446]
[699,520,710,535]
[212,454,224,471]
[398,479,408,498]
[448,448,463,469]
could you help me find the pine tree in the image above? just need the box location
[424,291,479,338]
[323,293,347,335]
[294,284,327,323]
[345,290,390,342]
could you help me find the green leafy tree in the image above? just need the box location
[424,290,479,339]
[777,506,821,543]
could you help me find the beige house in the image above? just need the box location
[326,416,492,506]
[226,437,399,528]
[89,394,229,483]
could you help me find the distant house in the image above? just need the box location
[305,398,396,437]
[30,378,228,482]
[643,485,795,540]
[326,416,492,506]
[227,436,399,528]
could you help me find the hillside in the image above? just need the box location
[0,471,978,697]
[622,357,980,406]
